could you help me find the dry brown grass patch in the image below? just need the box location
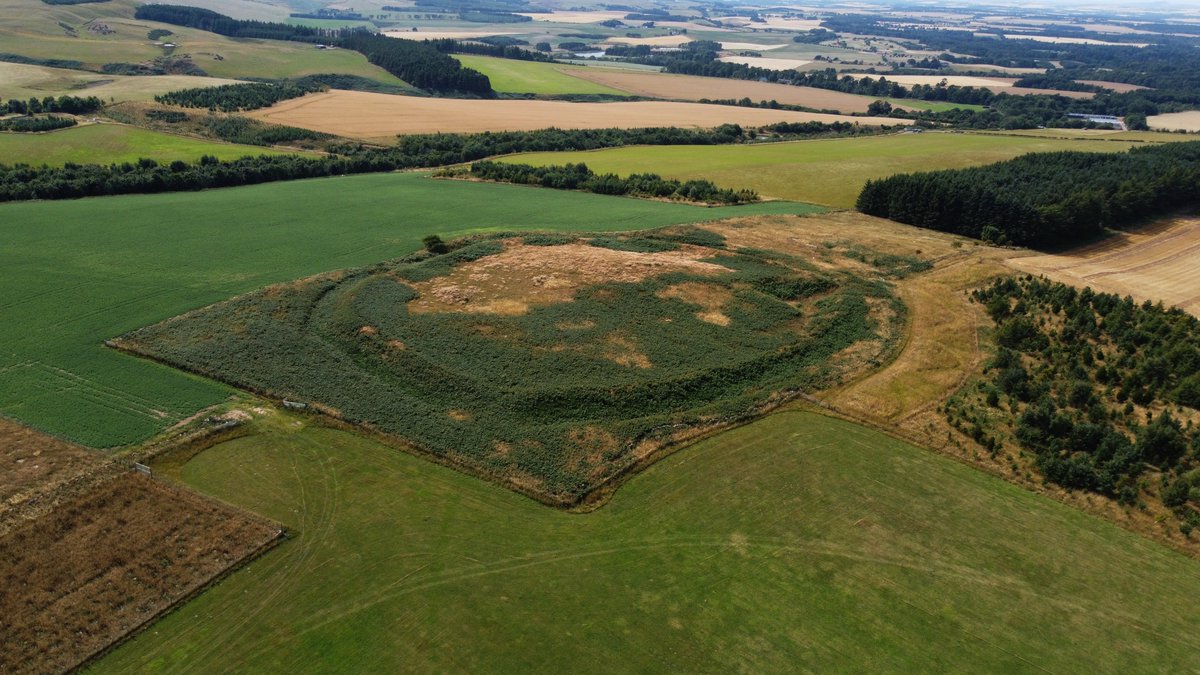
[657,281,734,326]
[0,418,101,506]
[407,241,731,315]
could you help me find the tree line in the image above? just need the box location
[4,96,102,115]
[0,122,865,202]
[155,80,326,112]
[450,160,759,205]
[0,116,77,132]
[951,275,1200,532]
[134,5,493,95]
[856,141,1200,248]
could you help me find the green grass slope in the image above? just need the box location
[505,132,1151,207]
[0,124,295,166]
[0,173,817,447]
[0,0,405,82]
[451,55,627,96]
[96,410,1200,672]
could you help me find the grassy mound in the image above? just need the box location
[117,229,901,503]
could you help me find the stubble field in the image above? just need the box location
[247,90,909,139]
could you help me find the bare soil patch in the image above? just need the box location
[249,90,909,139]
[1007,215,1200,316]
[0,473,279,674]
[408,241,730,315]
[564,69,877,112]
[0,417,100,506]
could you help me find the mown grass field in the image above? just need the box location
[0,173,817,447]
[451,55,627,96]
[0,124,295,166]
[95,410,1200,672]
[889,99,988,112]
[0,0,405,82]
[504,132,1154,207]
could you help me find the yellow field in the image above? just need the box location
[248,90,910,139]
[1075,80,1150,93]
[1148,111,1200,132]
[717,56,813,71]
[565,69,881,112]
[0,61,242,103]
[607,35,694,47]
[1008,216,1200,316]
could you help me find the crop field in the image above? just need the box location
[504,132,1143,207]
[563,69,884,113]
[248,90,909,139]
[1008,215,1200,316]
[0,470,279,673]
[0,416,99,504]
[0,61,243,103]
[1148,111,1200,132]
[886,98,988,112]
[95,410,1200,672]
[116,230,903,504]
[0,123,296,166]
[0,172,815,447]
[449,56,626,96]
[716,56,813,71]
[0,0,405,82]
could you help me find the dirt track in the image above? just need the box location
[248,90,910,139]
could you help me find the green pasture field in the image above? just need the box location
[504,132,1154,207]
[451,55,627,96]
[0,123,296,166]
[0,0,406,82]
[0,173,818,447]
[95,409,1200,672]
[889,99,988,112]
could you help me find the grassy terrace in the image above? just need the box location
[0,124,296,166]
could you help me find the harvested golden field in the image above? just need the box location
[717,56,813,71]
[717,41,789,51]
[248,90,908,139]
[0,472,280,673]
[607,35,694,47]
[850,74,1020,88]
[0,61,242,103]
[1008,216,1200,316]
[0,417,99,505]
[383,29,520,40]
[1076,79,1151,92]
[518,10,629,23]
[565,69,880,112]
[1148,111,1200,132]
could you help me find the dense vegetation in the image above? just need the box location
[134,5,493,95]
[426,38,554,62]
[856,142,1200,247]
[455,161,758,205]
[949,276,1200,532]
[117,230,897,503]
[0,123,854,202]
[0,116,77,133]
[201,117,331,147]
[155,81,325,112]
[3,96,102,116]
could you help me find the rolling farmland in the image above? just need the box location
[96,410,1200,672]
[0,123,296,166]
[504,132,1145,207]
[248,90,909,139]
[0,61,244,103]
[0,173,815,447]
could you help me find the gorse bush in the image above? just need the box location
[118,232,901,504]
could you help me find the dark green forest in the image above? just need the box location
[856,142,1200,247]
[154,81,325,112]
[450,161,758,204]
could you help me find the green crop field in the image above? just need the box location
[95,410,1200,672]
[0,124,296,166]
[0,0,406,82]
[504,132,1154,207]
[451,55,627,96]
[889,99,988,112]
[0,173,818,447]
